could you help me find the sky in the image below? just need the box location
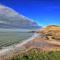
[0,0,60,26]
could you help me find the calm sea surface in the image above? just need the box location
[0,29,33,48]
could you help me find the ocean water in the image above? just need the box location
[0,29,33,49]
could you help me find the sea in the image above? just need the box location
[0,29,34,49]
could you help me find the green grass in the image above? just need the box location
[12,49,60,60]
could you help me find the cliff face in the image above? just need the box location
[45,25,60,31]
[39,25,60,32]
[37,25,60,40]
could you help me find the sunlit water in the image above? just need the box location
[0,29,33,48]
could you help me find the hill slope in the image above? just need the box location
[37,25,60,40]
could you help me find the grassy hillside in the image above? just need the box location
[11,48,60,60]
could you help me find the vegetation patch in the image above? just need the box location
[11,48,60,60]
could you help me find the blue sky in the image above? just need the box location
[0,0,60,26]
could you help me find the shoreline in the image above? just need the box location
[0,33,39,59]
